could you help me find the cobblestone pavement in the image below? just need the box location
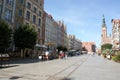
[0,54,120,80]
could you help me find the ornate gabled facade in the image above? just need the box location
[101,15,111,45]
[44,12,68,51]
[68,35,82,51]
[111,19,120,49]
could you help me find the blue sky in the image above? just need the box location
[44,0,120,47]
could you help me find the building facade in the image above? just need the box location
[0,0,16,50]
[74,38,82,51]
[15,0,44,45]
[57,21,68,48]
[45,13,56,50]
[0,0,44,57]
[101,15,111,45]
[68,35,82,51]
[111,19,120,49]
[0,0,16,29]
[44,13,68,51]
[68,35,75,50]
[82,42,96,54]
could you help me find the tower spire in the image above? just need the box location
[102,14,106,27]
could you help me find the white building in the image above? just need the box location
[68,35,82,51]
[44,13,68,51]
[45,14,56,50]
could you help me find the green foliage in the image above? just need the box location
[112,56,117,61]
[0,20,12,53]
[102,49,111,55]
[112,53,120,62]
[57,46,67,52]
[101,43,112,50]
[112,55,120,62]
[14,24,37,49]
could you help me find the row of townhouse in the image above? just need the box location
[43,12,68,51]
[0,0,44,51]
[0,0,82,55]
[0,0,68,51]
[68,35,82,51]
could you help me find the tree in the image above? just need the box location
[0,20,12,53]
[14,24,37,57]
[63,47,67,52]
[101,43,112,50]
[57,46,67,52]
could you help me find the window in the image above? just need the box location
[34,7,37,13]
[18,9,22,16]
[26,22,29,25]
[38,18,41,26]
[33,15,36,24]
[6,0,13,5]
[16,23,21,29]
[20,0,23,4]
[39,11,41,16]
[36,0,38,3]
[38,28,40,32]
[40,3,42,6]
[5,9,12,22]
[34,0,38,3]
[27,2,31,9]
[26,11,30,21]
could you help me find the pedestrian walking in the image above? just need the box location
[38,55,42,60]
[45,51,49,60]
[65,52,67,60]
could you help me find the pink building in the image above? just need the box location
[82,42,96,54]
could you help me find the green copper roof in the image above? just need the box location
[102,14,106,28]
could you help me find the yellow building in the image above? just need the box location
[15,0,44,45]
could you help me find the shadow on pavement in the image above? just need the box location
[61,77,74,80]
[9,58,41,64]
[0,65,19,69]
[9,76,22,80]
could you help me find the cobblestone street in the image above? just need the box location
[0,54,120,80]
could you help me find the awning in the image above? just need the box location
[70,50,76,52]
[35,44,47,48]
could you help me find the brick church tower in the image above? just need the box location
[101,15,111,45]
